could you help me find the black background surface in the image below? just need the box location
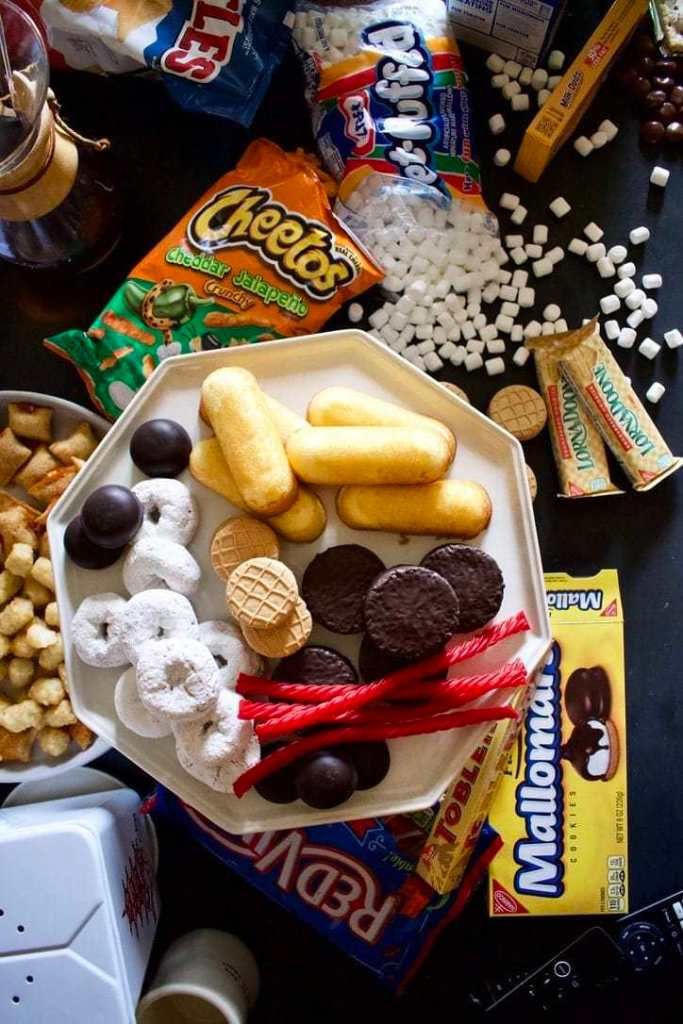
[2,1,683,1019]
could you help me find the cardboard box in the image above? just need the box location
[447,0,568,67]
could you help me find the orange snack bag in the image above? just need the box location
[46,139,382,419]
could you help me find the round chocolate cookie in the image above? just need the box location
[358,634,411,683]
[302,545,385,634]
[272,645,358,686]
[295,752,358,810]
[364,565,460,660]
[420,544,504,632]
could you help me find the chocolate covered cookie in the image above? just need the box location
[364,565,460,660]
[272,645,358,685]
[420,544,504,632]
[302,544,385,633]
[564,666,612,724]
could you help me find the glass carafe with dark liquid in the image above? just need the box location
[0,0,119,271]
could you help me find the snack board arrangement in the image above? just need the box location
[1,0,682,1015]
[48,333,550,832]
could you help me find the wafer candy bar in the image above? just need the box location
[544,322,682,492]
[533,344,623,498]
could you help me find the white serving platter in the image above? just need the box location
[47,331,551,833]
[0,391,110,781]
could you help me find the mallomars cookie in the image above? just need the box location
[307,386,456,463]
[420,544,504,632]
[337,480,492,538]
[201,366,297,517]
[364,565,460,660]
[286,425,451,486]
[302,545,385,634]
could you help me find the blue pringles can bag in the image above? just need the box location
[33,0,294,125]
[152,786,501,989]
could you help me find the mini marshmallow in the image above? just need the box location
[597,257,616,279]
[549,196,571,219]
[584,222,604,242]
[524,321,542,338]
[646,382,666,404]
[618,278,638,299]
[574,135,594,157]
[510,205,528,225]
[438,341,456,359]
[369,307,389,329]
[405,350,425,370]
[569,237,589,256]
[499,284,518,301]
[607,245,627,264]
[435,324,450,343]
[605,320,620,341]
[643,274,663,290]
[502,80,521,100]
[638,337,661,360]
[555,319,568,333]
[499,269,513,284]
[547,246,564,265]
[617,328,636,349]
[532,225,548,246]
[486,338,506,354]
[625,289,645,310]
[600,294,620,315]
[494,148,512,167]
[417,339,436,354]
[629,226,650,245]
[451,345,467,365]
[548,50,565,70]
[500,192,520,210]
[512,269,529,287]
[518,286,536,308]
[505,234,524,249]
[501,301,520,318]
[489,113,506,135]
[410,306,428,325]
[664,329,683,349]
[533,258,553,278]
[496,313,514,334]
[511,324,524,343]
[541,322,555,335]
[511,247,528,265]
[618,262,637,278]
[461,321,476,340]
[591,131,609,149]
[389,311,408,331]
[525,243,543,259]
[627,309,645,329]
[348,302,364,323]
[519,67,534,86]
[465,351,484,371]
[537,88,551,106]
[513,346,531,367]
[424,352,444,373]
[415,324,434,340]
[380,326,400,346]
[543,303,561,322]
[547,75,562,89]
[482,284,500,304]
[531,68,548,90]
[479,323,498,343]
[511,93,530,112]
[485,356,506,376]
[650,166,670,188]
[586,242,606,263]
[491,73,510,89]
[642,298,658,319]
[599,119,619,141]
[486,53,506,73]
[504,59,522,78]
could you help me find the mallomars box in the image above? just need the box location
[488,570,628,916]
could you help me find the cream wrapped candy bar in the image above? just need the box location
[532,321,682,492]
[533,346,622,498]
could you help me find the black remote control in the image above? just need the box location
[471,890,683,1016]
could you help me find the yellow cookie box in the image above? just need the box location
[488,570,628,916]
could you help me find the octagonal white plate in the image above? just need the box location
[47,331,551,833]
[0,391,110,782]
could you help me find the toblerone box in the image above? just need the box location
[515,0,649,181]
[488,571,628,916]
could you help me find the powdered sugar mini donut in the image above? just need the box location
[197,620,263,690]
[117,589,198,663]
[122,537,201,596]
[72,593,129,668]
[132,479,199,544]
[136,637,219,720]
[114,667,172,739]
[173,689,260,792]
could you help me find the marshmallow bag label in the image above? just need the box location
[45,140,381,419]
[488,570,628,916]
[293,1,484,206]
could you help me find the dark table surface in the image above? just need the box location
[2,2,683,1020]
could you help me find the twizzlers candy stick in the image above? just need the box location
[534,346,623,498]
[533,322,682,492]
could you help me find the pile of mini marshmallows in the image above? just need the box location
[292,0,448,68]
